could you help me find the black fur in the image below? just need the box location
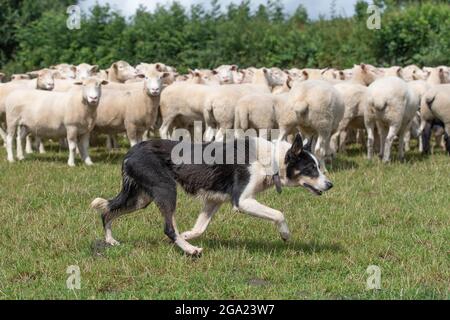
[421,119,445,155]
[103,139,256,244]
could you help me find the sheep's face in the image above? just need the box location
[76,78,108,106]
[77,64,99,80]
[36,70,55,90]
[269,68,288,86]
[213,65,237,84]
[144,72,169,97]
[283,134,333,196]
[59,65,77,79]
[112,61,137,82]
[402,65,427,81]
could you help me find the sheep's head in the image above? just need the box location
[77,63,99,80]
[51,64,77,79]
[213,65,238,84]
[110,61,136,82]
[75,77,108,106]
[140,72,170,97]
[31,69,55,91]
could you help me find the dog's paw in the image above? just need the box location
[185,245,203,257]
[105,238,120,246]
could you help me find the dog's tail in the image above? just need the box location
[91,162,136,219]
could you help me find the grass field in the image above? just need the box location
[0,142,448,300]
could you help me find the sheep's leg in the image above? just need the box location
[126,125,142,147]
[382,125,399,163]
[112,135,120,149]
[315,134,330,172]
[16,126,28,161]
[329,131,340,155]
[377,124,387,159]
[38,138,46,154]
[25,135,34,154]
[105,135,113,151]
[398,129,407,162]
[66,127,78,167]
[181,200,221,241]
[277,127,289,142]
[215,128,225,142]
[0,125,7,147]
[159,116,175,140]
[404,130,411,152]
[366,123,375,160]
[77,133,93,166]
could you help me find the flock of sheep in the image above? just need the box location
[0,61,449,168]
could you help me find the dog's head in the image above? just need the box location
[283,134,333,195]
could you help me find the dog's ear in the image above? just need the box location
[285,133,303,164]
[303,137,313,152]
[290,133,304,156]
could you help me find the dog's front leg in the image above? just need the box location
[181,200,221,240]
[238,198,290,241]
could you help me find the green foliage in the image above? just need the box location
[0,1,449,74]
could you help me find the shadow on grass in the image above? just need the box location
[199,238,344,255]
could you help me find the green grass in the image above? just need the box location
[0,143,449,300]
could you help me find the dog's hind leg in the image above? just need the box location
[91,179,153,246]
[181,200,222,241]
[238,198,290,241]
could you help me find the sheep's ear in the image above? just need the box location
[49,65,57,70]
[212,69,218,75]
[262,68,268,74]
[360,63,367,71]
[155,63,163,72]
[161,72,170,78]
[136,73,146,79]
[100,80,109,85]
[231,65,238,71]
[290,133,304,156]
[396,67,403,77]
[73,80,83,85]
[91,65,99,73]
[302,70,309,79]
[112,62,118,70]
[321,67,329,75]
[71,65,77,72]
[286,75,293,89]
[27,71,39,79]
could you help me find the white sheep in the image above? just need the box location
[203,68,281,141]
[365,76,419,162]
[282,80,345,169]
[5,78,108,166]
[94,71,169,146]
[421,84,450,154]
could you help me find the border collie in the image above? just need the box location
[91,134,333,256]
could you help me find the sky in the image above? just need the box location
[80,0,360,19]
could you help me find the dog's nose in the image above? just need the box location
[326,181,333,190]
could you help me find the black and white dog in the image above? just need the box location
[91,134,333,255]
